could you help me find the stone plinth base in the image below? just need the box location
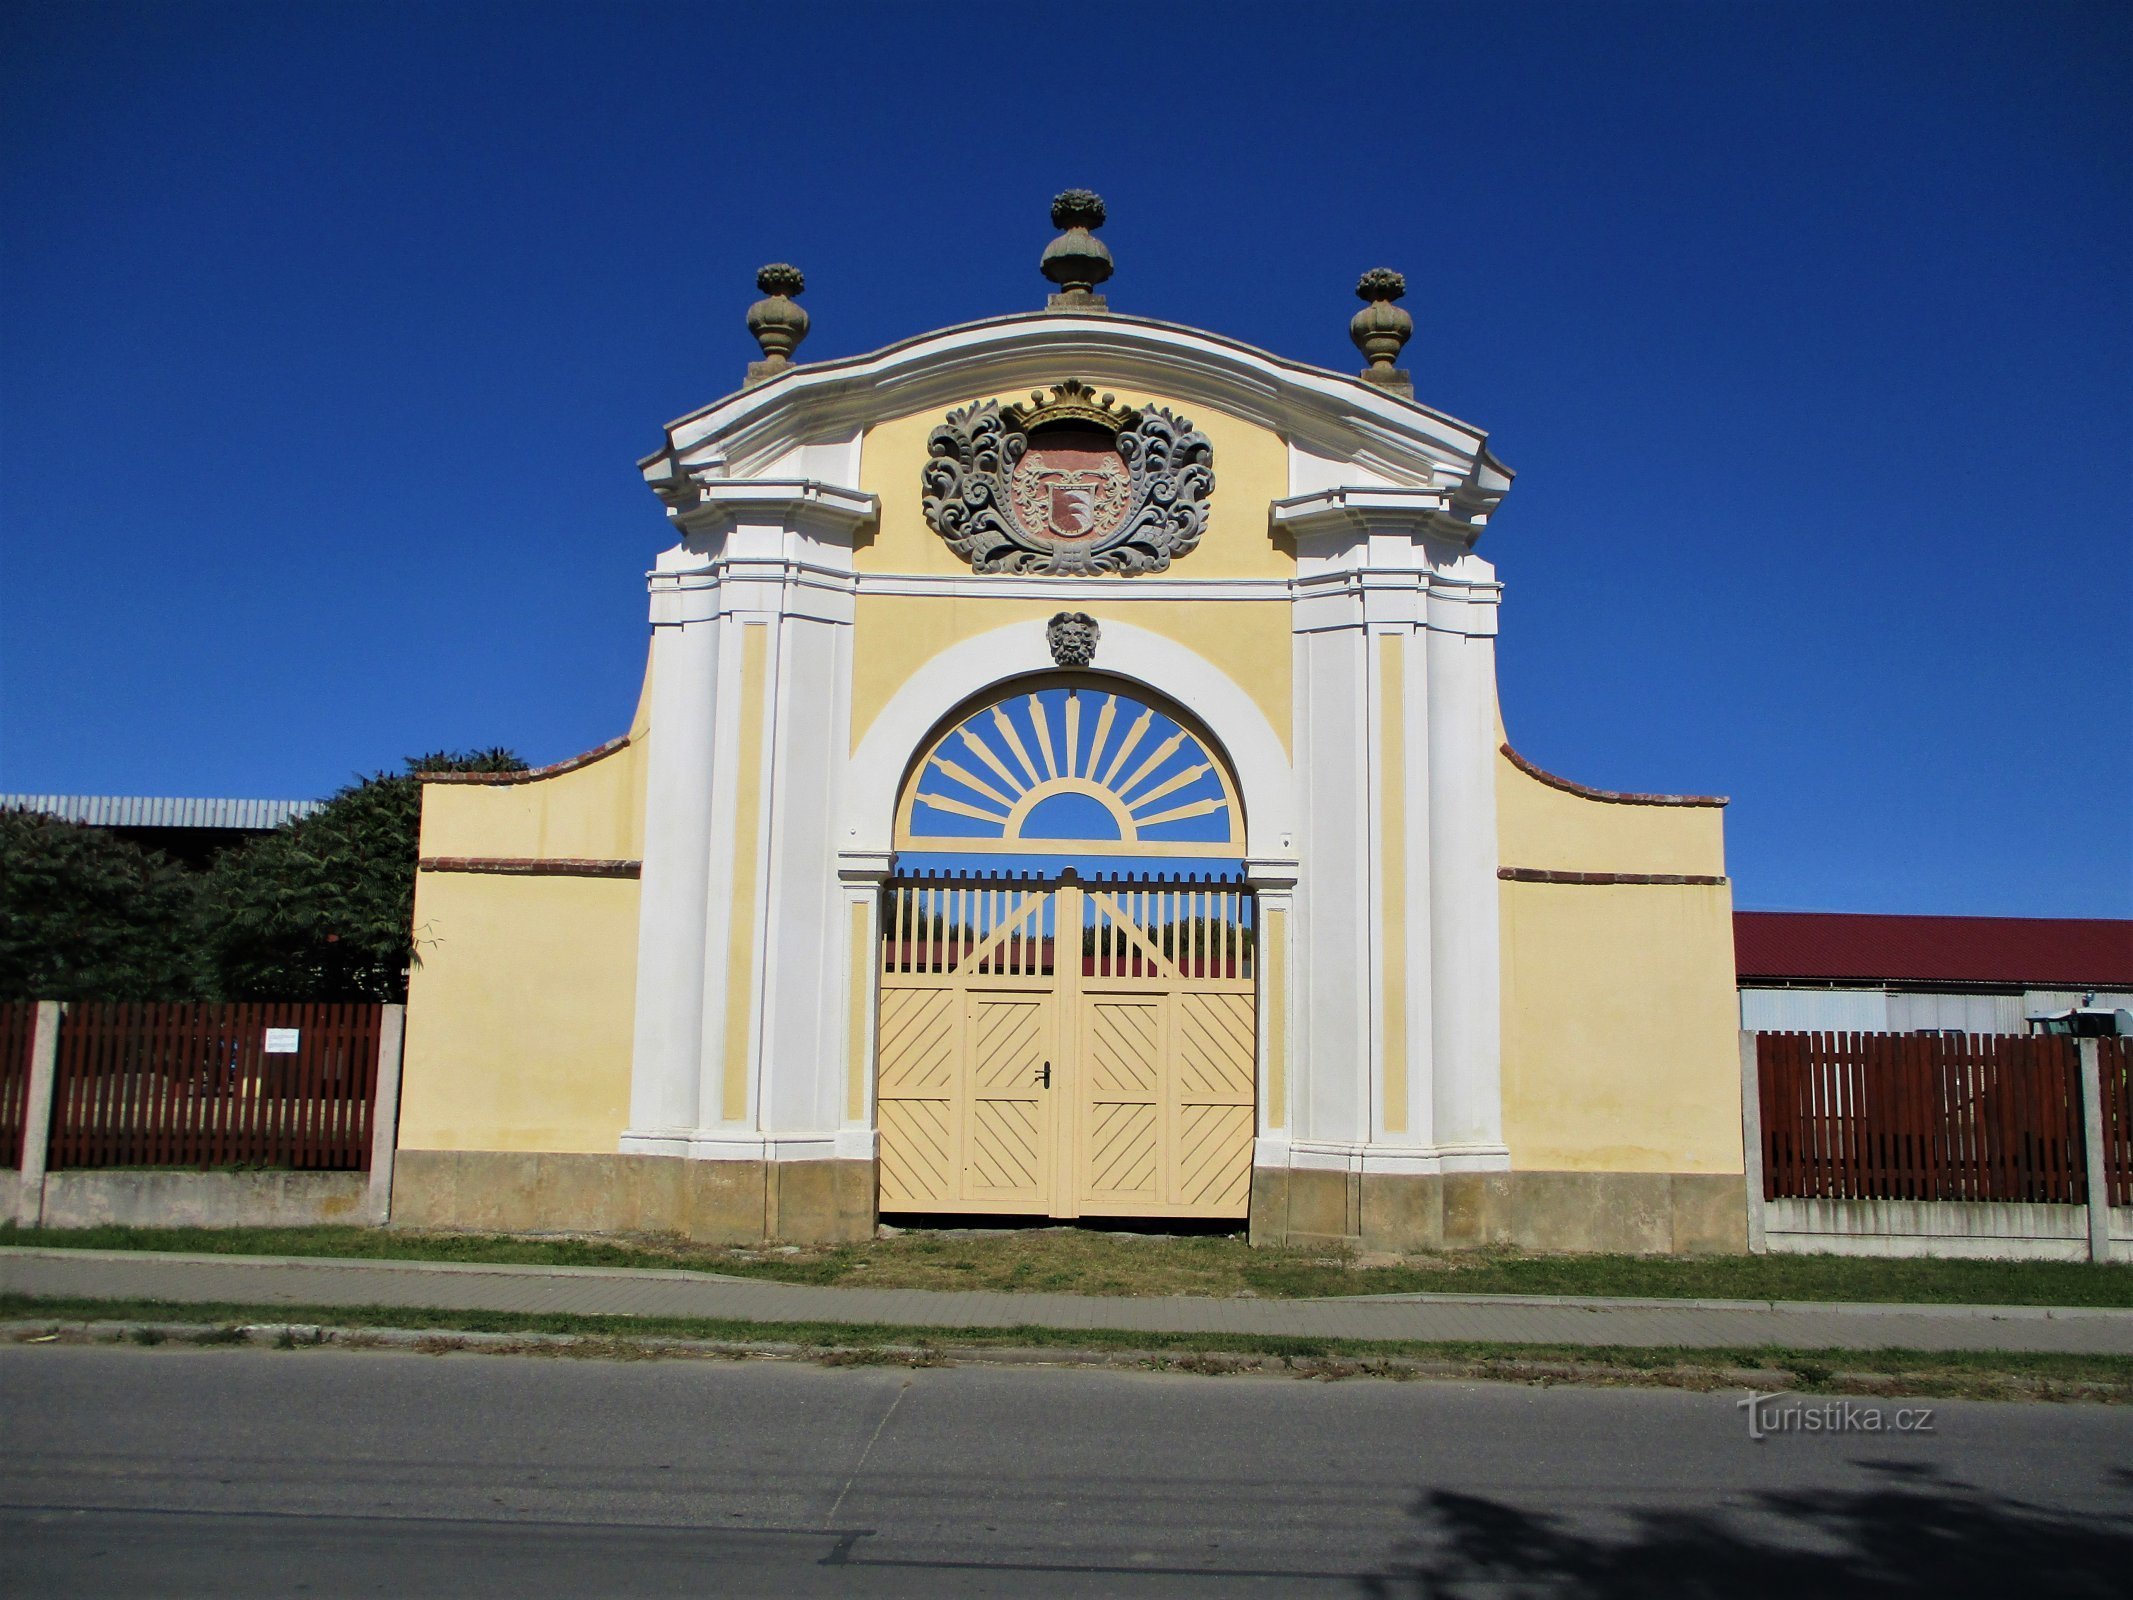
[1762,1197,2133,1262]
[390,1155,1741,1254]
[391,1151,877,1244]
[26,1170,373,1231]
[1250,1168,1749,1255]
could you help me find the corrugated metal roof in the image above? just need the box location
[1736,911,2133,989]
[0,794,323,830]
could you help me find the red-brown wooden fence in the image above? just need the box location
[2105,1038,2133,1209]
[1758,1031,2098,1204]
[48,1003,381,1172]
[0,1002,36,1169]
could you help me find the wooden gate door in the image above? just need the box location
[877,873,1256,1221]
[963,990,1054,1209]
[877,877,1058,1214]
[1071,882,1257,1220]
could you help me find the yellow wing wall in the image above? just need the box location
[1495,746,1744,1176]
[398,669,652,1156]
[1496,750,1725,878]
[399,872,640,1153]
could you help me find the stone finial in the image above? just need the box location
[1041,190,1113,313]
[745,263,809,385]
[1350,268,1413,398]
[1047,611,1100,667]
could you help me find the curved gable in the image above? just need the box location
[640,312,1513,546]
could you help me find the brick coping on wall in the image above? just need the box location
[1499,866,1728,886]
[418,735,632,786]
[1500,743,1727,808]
[419,857,642,879]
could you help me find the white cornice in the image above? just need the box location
[651,555,860,592]
[641,313,1514,511]
[1271,486,1489,547]
[662,477,879,541]
[853,572,1293,602]
[835,849,896,885]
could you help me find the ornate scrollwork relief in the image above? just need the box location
[921,381,1214,574]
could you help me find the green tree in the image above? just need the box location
[197,748,526,1003]
[0,809,205,1000]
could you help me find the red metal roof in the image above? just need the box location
[1734,912,2133,989]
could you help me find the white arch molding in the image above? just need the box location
[844,618,1295,863]
[896,676,1246,856]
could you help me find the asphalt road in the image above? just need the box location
[3,1347,2129,1597]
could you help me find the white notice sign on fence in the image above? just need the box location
[263,1028,301,1054]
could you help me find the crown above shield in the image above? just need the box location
[1003,380,1139,435]
[921,379,1215,576]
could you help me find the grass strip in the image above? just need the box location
[6,1292,2130,1402]
[7,1222,2132,1307]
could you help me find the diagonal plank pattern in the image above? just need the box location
[877,872,1255,1219]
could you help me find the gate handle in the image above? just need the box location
[1036,1061,1051,1089]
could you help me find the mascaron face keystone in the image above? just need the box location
[1047,611,1101,666]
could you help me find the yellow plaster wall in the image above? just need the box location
[400,652,653,1154]
[398,872,639,1153]
[849,387,1297,758]
[856,386,1294,580]
[1495,747,1724,877]
[1493,737,1740,1175]
[417,657,653,862]
[1499,880,1744,1173]
[850,593,1293,761]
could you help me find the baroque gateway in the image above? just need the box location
[395,196,1746,1252]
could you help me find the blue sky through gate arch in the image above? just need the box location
[895,680,1244,877]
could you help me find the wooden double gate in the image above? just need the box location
[876,872,1258,1219]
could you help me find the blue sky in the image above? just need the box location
[2,1,2126,917]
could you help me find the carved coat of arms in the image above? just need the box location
[921,381,1214,574]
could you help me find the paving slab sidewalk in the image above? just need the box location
[4,1246,2131,1353]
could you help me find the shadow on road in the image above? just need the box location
[1362,1460,2133,1598]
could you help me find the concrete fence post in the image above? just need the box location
[366,1004,407,1226]
[2078,1038,2110,1264]
[15,1001,61,1228]
[1739,1030,1767,1255]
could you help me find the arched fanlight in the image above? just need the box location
[895,678,1243,859]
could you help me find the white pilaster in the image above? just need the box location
[1267,489,1509,1178]
[622,479,877,1162]
[1425,558,1506,1164]
[1389,609,1435,1150]
[1289,602,1371,1146]
[756,597,858,1140]
[1245,859,1300,1144]
[836,851,894,1161]
[625,565,721,1150]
